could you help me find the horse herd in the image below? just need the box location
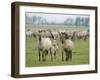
[26,28,89,62]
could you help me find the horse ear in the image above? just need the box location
[58,32,62,38]
[38,35,41,41]
[38,31,41,41]
[49,30,55,39]
[65,34,69,39]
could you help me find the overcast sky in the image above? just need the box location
[26,12,89,23]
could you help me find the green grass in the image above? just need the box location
[26,37,89,67]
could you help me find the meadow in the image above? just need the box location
[25,32,89,67]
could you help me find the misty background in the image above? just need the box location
[25,12,90,28]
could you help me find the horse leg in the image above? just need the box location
[42,51,45,61]
[54,51,56,60]
[50,49,53,62]
[65,50,69,61]
[68,50,72,61]
[62,50,64,61]
[44,52,46,61]
[44,50,48,61]
[38,49,41,61]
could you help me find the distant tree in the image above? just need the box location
[37,16,42,24]
[84,17,90,27]
[32,16,38,24]
[75,17,81,26]
[25,15,33,24]
[41,18,48,25]
[25,15,28,24]
[81,17,85,26]
[74,16,90,27]
[64,18,74,26]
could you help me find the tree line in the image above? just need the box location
[26,15,90,27]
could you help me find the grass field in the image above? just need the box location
[25,36,89,67]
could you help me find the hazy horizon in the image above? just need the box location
[25,12,90,23]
